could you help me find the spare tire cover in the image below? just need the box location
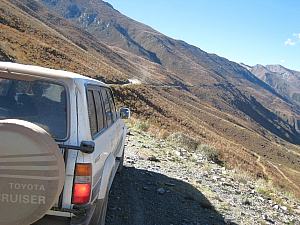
[0,119,65,225]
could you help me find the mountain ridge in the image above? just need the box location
[247,63,300,108]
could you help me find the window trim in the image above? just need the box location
[87,90,98,137]
[93,90,106,133]
[100,87,113,127]
[105,88,117,122]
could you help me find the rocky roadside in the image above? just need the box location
[106,127,300,225]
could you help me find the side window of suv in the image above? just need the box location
[93,90,105,132]
[87,88,107,137]
[100,88,113,127]
[87,90,98,136]
[106,89,117,121]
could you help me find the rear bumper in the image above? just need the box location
[32,215,70,225]
[35,204,96,225]
[70,204,96,225]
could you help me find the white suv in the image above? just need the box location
[0,62,130,225]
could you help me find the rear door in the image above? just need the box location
[101,87,123,157]
[86,86,112,201]
[100,87,118,155]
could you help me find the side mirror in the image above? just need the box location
[120,107,131,119]
[80,141,95,154]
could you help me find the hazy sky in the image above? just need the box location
[105,0,300,71]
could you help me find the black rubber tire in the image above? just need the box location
[117,147,125,173]
[99,194,109,225]
[89,191,109,225]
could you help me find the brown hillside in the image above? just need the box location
[39,0,300,142]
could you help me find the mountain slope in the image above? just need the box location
[0,0,134,81]
[1,0,300,195]
[250,64,300,106]
[40,0,300,136]
[37,0,284,95]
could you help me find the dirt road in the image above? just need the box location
[106,167,227,225]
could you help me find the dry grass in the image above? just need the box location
[167,132,199,152]
[232,169,254,184]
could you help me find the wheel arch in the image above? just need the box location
[96,153,116,200]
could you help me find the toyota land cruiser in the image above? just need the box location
[0,62,130,225]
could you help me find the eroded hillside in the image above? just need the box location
[39,0,300,131]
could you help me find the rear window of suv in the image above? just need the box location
[0,77,68,140]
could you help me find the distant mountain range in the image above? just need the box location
[1,0,300,195]
[243,63,300,106]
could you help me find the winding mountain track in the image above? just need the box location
[267,161,300,192]
[253,152,268,178]
[252,152,300,192]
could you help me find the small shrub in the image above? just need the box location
[197,144,222,165]
[202,162,213,172]
[233,169,253,184]
[157,129,170,139]
[167,132,199,151]
[255,179,277,199]
[134,120,150,132]
[148,127,170,140]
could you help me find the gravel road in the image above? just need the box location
[106,129,300,225]
[106,167,228,225]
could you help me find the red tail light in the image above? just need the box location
[72,183,91,204]
[72,163,92,205]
